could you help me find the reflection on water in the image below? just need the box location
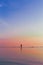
[20,46,22,52]
[0,48,43,65]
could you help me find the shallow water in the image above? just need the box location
[0,48,43,65]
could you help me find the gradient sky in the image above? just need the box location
[0,0,43,46]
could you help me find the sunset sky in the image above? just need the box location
[0,0,43,47]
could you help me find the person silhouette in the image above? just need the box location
[20,44,22,52]
[20,44,22,48]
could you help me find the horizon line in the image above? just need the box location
[0,46,43,48]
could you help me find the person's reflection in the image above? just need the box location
[20,44,22,52]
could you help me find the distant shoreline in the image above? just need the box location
[0,46,43,48]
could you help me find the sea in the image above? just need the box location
[0,47,43,65]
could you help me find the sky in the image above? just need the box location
[0,0,43,46]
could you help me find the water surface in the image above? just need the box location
[0,47,43,65]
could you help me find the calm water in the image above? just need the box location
[0,48,43,65]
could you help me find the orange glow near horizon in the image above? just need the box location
[0,36,43,47]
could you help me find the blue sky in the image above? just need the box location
[0,0,43,38]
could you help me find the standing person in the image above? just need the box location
[20,44,22,52]
[20,44,22,48]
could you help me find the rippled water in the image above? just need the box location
[0,47,43,65]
